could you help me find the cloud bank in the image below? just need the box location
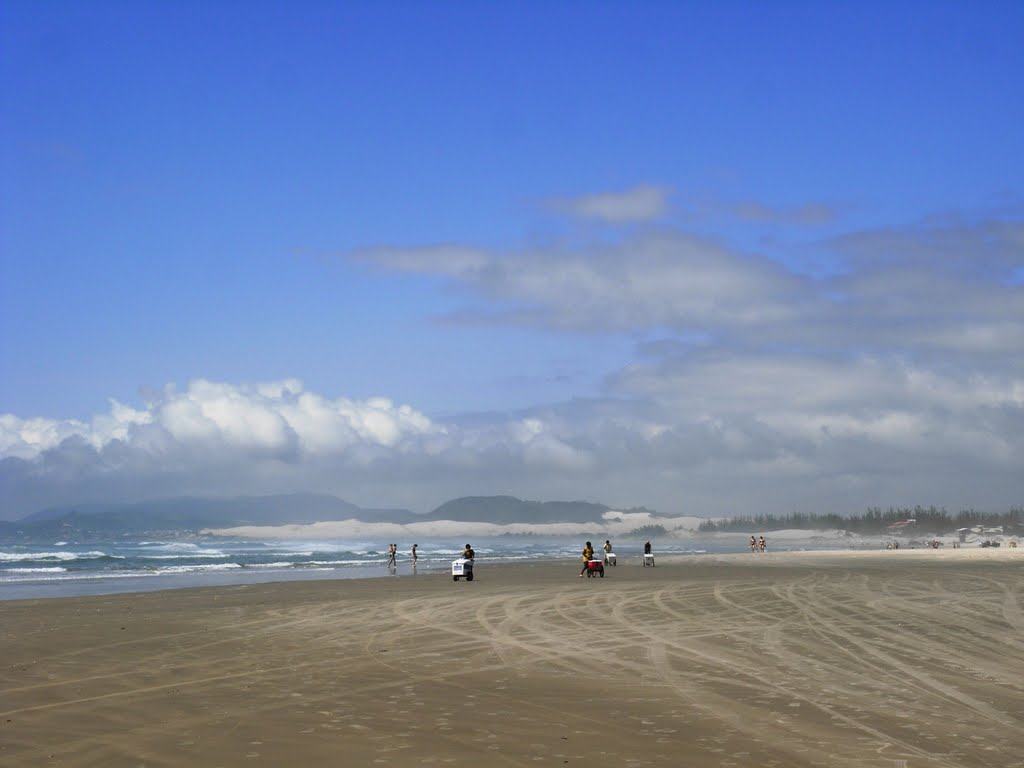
[2,199,1022,520]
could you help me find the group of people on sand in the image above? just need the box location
[387,539,671,577]
[385,543,419,567]
[384,543,475,569]
[749,535,767,553]
[578,539,650,575]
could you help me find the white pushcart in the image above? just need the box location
[451,558,474,581]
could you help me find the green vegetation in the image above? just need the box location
[697,506,1023,535]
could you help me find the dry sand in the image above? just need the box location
[2,549,1022,767]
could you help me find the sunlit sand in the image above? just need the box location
[2,549,1021,767]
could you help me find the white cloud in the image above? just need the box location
[351,212,1024,367]
[356,230,807,334]
[0,414,87,459]
[0,380,441,465]
[549,184,671,223]
[2,205,1022,520]
[1,359,1021,518]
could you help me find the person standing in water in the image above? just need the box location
[411,543,418,566]
[386,543,397,567]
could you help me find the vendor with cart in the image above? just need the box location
[579,541,594,577]
[452,544,476,581]
[603,540,616,565]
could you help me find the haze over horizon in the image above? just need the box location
[2,3,1022,521]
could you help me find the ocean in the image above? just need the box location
[0,536,732,601]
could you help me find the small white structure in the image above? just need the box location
[604,552,617,566]
[643,553,655,567]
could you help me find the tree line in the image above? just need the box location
[697,506,1023,535]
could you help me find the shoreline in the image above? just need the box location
[2,543,1020,603]
[3,552,1022,766]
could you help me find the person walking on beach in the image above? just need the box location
[603,539,615,565]
[750,536,757,552]
[579,541,594,577]
[759,536,766,553]
[386,543,397,567]
[411,543,418,565]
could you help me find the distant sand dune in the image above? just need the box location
[2,550,1022,766]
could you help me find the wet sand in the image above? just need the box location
[2,549,1022,767]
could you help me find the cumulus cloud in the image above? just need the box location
[4,353,1020,521]
[0,379,608,517]
[0,379,440,464]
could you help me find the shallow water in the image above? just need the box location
[0,536,732,600]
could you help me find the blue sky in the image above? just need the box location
[1,1,1022,519]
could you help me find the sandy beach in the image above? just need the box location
[2,549,1022,767]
